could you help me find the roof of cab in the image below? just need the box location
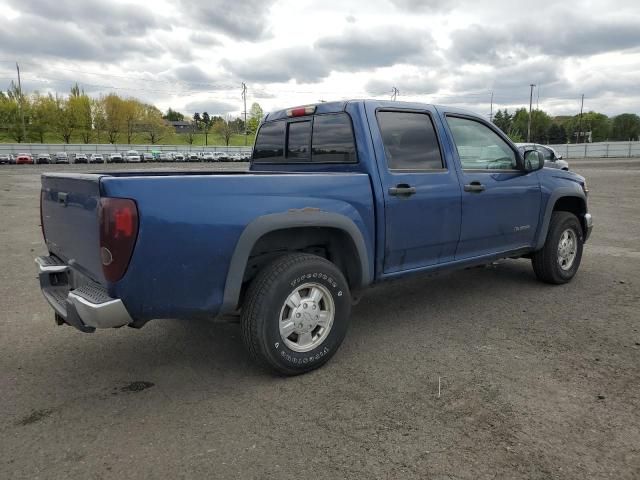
[263,99,481,122]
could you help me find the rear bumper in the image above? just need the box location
[36,255,133,332]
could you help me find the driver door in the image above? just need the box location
[445,115,542,259]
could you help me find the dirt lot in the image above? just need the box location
[1,159,639,479]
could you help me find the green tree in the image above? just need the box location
[163,108,184,122]
[53,94,74,143]
[1,82,28,142]
[201,112,212,146]
[102,94,124,144]
[530,110,552,144]
[611,113,640,141]
[92,98,106,143]
[547,123,567,144]
[122,98,142,144]
[69,85,93,143]
[564,111,610,142]
[492,109,513,134]
[247,102,264,135]
[511,108,528,141]
[29,93,57,143]
[140,105,172,144]
[214,115,237,146]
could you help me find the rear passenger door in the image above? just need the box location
[370,108,462,273]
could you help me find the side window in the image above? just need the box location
[312,113,356,163]
[253,121,285,162]
[446,116,517,170]
[377,111,444,170]
[536,146,553,161]
[287,121,311,160]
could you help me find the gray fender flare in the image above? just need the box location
[220,211,371,314]
[534,188,587,250]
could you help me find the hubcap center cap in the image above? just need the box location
[293,303,319,333]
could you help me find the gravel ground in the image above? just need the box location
[1,159,639,479]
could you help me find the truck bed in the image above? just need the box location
[40,170,376,322]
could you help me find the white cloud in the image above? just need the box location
[0,0,638,116]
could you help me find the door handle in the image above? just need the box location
[389,184,416,197]
[464,182,485,193]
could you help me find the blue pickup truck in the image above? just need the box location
[37,100,593,375]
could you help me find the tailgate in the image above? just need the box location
[41,173,105,283]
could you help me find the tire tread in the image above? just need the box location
[241,253,345,374]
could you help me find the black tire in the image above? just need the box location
[241,253,351,375]
[532,211,584,284]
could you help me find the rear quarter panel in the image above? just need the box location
[100,173,375,321]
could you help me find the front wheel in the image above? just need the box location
[241,253,351,375]
[532,211,584,284]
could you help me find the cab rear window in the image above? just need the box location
[253,121,285,161]
[253,113,356,164]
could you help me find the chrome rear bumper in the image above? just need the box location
[36,256,133,332]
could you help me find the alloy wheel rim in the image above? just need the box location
[279,282,335,353]
[557,228,577,271]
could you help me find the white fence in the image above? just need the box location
[2,141,638,159]
[547,141,640,158]
[0,143,253,156]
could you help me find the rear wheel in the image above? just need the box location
[532,211,584,284]
[241,253,351,375]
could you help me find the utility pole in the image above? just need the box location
[241,82,247,146]
[536,84,540,110]
[16,63,26,142]
[489,91,494,122]
[527,83,535,143]
[391,87,399,101]
[577,93,584,144]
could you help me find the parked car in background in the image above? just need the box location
[213,152,228,162]
[0,154,12,164]
[173,153,185,162]
[158,152,173,162]
[125,150,141,163]
[36,154,52,164]
[16,153,34,164]
[516,143,569,171]
[55,152,70,164]
[90,154,105,164]
[74,153,89,164]
[143,152,154,162]
[202,152,215,161]
[109,153,123,163]
[187,153,200,162]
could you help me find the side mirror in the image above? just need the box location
[522,149,544,172]
[556,154,563,160]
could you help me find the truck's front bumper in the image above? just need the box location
[36,255,133,333]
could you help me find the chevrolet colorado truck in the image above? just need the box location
[36,100,593,375]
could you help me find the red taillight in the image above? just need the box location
[286,105,316,117]
[99,197,138,282]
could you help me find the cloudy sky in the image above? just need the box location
[1,0,639,119]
